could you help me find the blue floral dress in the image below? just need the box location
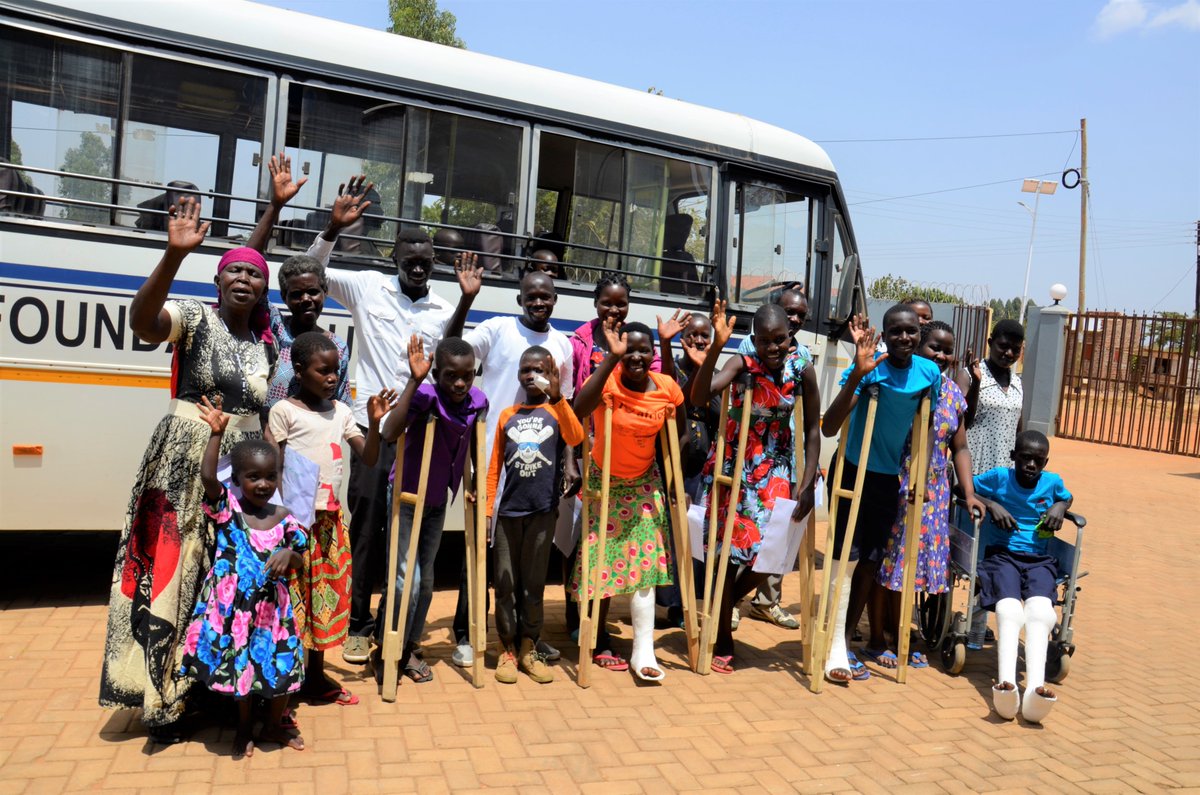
[179,488,307,699]
[878,375,966,594]
[701,348,811,566]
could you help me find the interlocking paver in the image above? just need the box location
[2,438,1198,792]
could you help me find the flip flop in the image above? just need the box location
[312,687,359,705]
[861,648,898,670]
[909,651,929,669]
[711,655,734,675]
[404,660,434,683]
[280,709,299,730]
[592,653,629,672]
[846,651,871,681]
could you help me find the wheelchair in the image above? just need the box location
[917,500,1087,683]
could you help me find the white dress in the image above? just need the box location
[966,365,1023,475]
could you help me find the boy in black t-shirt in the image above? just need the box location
[485,346,585,683]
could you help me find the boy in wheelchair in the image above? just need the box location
[972,430,1072,723]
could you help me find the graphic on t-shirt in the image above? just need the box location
[507,416,554,478]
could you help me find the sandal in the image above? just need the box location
[711,655,734,675]
[280,709,299,730]
[846,651,871,681]
[404,660,434,684]
[310,686,359,705]
[909,651,929,668]
[861,648,898,670]
[592,653,629,672]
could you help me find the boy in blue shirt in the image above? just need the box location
[973,430,1072,723]
[820,305,941,684]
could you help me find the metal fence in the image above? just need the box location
[1057,312,1200,457]
[950,304,992,368]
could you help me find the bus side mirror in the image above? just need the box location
[832,253,859,323]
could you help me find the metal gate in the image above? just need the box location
[950,304,991,369]
[1057,312,1199,457]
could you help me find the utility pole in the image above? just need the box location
[1078,118,1088,316]
[1194,219,1199,317]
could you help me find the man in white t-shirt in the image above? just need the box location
[450,270,577,666]
[304,190,484,664]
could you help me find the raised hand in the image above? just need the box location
[408,334,432,383]
[848,314,884,376]
[656,309,692,343]
[196,395,229,434]
[454,252,484,297]
[267,152,308,208]
[681,337,707,369]
[544,355,562,401]
[710,299,735,348]
[329,176,374,232]
[166,196,210,254]
[367,388,398,425]
[964,348,982,383]
[601,316,628,358]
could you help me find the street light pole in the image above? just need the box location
[1019,179,1058,325]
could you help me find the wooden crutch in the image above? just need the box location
[895,395,933,684]
[576,399,613,688]
[461,414,488,688]
[807,386,880,693]
[698,372,755,675]
[380,414,437,702]
[793,394,818,672]
[658,414,700,672]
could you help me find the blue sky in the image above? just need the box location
[258,0,1198,313]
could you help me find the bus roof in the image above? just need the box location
[10,0,837,178]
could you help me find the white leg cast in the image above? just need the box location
[825,561,856,678]
[1021,596,1058,723]
[630,587,664,682]
[993,597,1024,719]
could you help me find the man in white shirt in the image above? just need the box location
[450,270,578,666]
[304,190,484,664]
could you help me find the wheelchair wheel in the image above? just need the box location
[940,638,966,675]
[919,592,950,648]
[1047,645,1072,683]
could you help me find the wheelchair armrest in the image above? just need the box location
[1064,511,1086,529]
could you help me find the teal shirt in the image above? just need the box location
[839,355,941,475]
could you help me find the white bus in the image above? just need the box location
[0,0,865,532]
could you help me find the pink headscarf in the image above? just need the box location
[215,247,274,345]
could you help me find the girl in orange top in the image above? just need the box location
[572,319,685,682]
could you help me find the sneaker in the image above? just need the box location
[519,638,555,684]
[536,640,561,662]
[731,606,741,631]
[452,642,474,668]
[748,603,800,630]
[495,649,518,684]
[342,635,371,665]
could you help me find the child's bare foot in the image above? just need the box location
[233,729,255,759]
[259,726,305,751]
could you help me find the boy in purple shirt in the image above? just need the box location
[376,335,488,683]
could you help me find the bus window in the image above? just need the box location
[120,55,266,236]
[403,109,522,272]
[1,28,120,224]
[828,213,849,318]
[535,131,712,292]
[727,180,814,306]
[284,84,406,255]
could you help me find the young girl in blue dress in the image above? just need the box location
[179,396,308,758]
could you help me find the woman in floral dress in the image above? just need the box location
[868,322,986,667]
[690,302,821,674]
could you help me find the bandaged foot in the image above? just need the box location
[629,587,664,682]
[824,562,855,681]
[992,681,1020,720]
[1022,685,1057,723]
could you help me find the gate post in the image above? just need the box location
[1022,303,1072,437]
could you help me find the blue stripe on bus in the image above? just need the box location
[1,260,742,349]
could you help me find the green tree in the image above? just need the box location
[8,140,22,164]
[388,0,464,48]
[867,273,959,304]
[57,132,112,225]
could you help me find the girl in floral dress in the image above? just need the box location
[179,397,307,758]
[571,320,683,682]
[690,302,821,674]
[867,322,986,668]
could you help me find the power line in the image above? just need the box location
[815,129,1079,144]
[848,172,1061,206]
[1150,262,1196,311]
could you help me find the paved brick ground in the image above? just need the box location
[1,438,1197,793]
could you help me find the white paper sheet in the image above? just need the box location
[752,498,809,575]
[687,503,707,562]
[553,495,583,556]
[280,450,321,528]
